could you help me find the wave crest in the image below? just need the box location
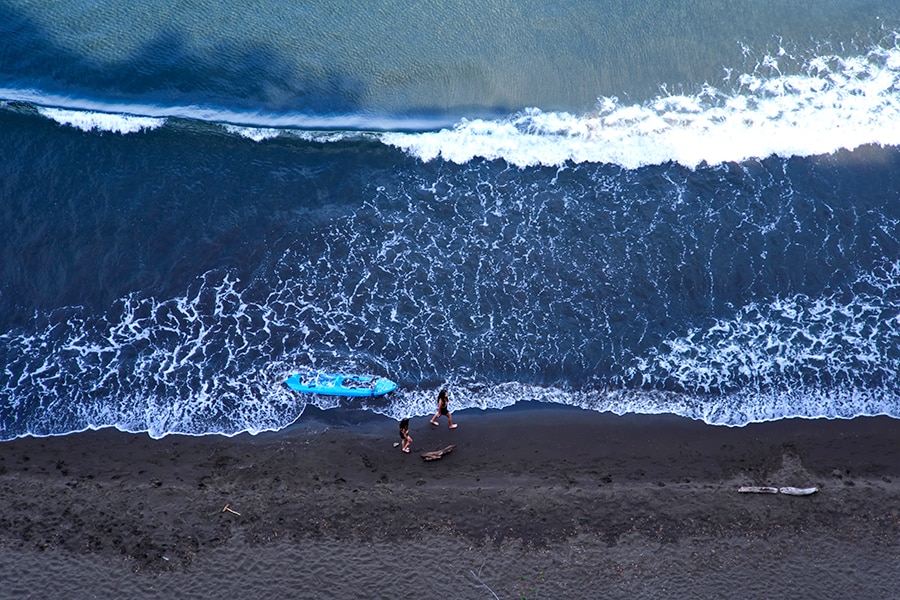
[385,44,900,168]
[36,107,165,134]
[5,41,900,166]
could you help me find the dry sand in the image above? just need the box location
[0,404,897,599]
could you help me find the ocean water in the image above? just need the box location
[2,1,899,439]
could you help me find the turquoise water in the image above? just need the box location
[3,1,894,116]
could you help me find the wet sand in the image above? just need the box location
[0,405,898,599]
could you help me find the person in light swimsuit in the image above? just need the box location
[429,389,458,429]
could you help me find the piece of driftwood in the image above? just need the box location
[222,504,241,516]
[779,486,818,496]
[738,486,779,494]
[738,486,818,496]
[421,445,456,461]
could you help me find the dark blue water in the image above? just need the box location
[2,1,900,438]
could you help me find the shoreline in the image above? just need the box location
[5,398,900,443]
[1,407,898,598]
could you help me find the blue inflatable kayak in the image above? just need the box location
[284,373,398,397]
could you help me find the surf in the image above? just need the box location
[5,42,900,168]
[3,249,899,440]
[384,44,900,168]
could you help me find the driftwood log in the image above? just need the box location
[738,486,818,496]
[738,486,779,494]
[421,445,456,461]
[778,486,818,496]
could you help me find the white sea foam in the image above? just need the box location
[222,124,283,142]
[366,380,898,427]
[36,107,165,134]
[633,262,900,411]
[3,249,899,439]
[384,47,900,168]
[221,124,369,144]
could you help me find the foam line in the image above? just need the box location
[0,87,451,134]
[36,107,165,134]
[383,47,900,168]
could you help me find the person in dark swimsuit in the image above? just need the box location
[429,389,458,429]
[399,418,412,453]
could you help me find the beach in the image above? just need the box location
[3,2,900,598]
[0,405,897,599]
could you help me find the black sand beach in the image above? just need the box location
[1,405,898,599]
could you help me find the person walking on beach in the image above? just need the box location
[430,389,458,428]
[399,418,412,453]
